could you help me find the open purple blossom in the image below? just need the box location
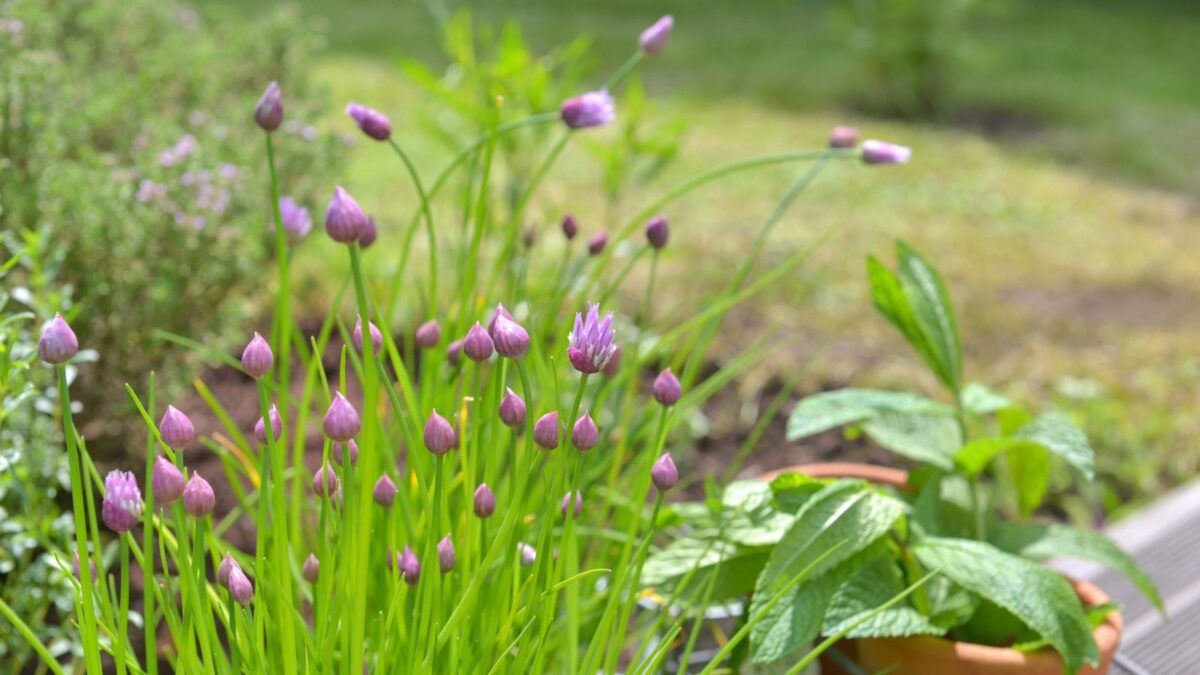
[652,368,682,406]
[255,404,282,444]
[183,472,216,517]
[38,313,78,365]
[491,312,530,359]
[645,215,669,249]
[241,332,274,379]
[499,388,526,428]
[278,197,312,240]
[474,483,495,519]
[424,410,455,455]
[572,412,598,452]
[415,320,441,348]
[345,102,392,141]
[152,457,185,504]
[534,412,560,450]
[159,405,195,449]
[254,81,283,132]
[567,304,618,374]
[437,535,456,573]
[652,452,678,492]
[325,186,369,243]
[829,125,859,149]
[102,470,143,533]
[303,554,320,583]
[861,140,912,165]
[323,393,361,443]
[353,315,383,354]
[638,15,674,55]
[463,322,495,362]
[373,474,397,508]
[602,344,622,377]
[560,90,615,130]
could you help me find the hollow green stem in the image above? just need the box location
[389,138,438,310]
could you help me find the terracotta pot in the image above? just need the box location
[767,463,1123,675]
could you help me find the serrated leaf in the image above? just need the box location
[914,537,1099,674]
[786,388,953,441]
[823,559,945,639]
[961,382,1014,415]
[1010,442,1051,516]
[861,412,962,469]
[721,481,796,546]
[1017,413,1095,479]
[642,538,769,604]
[991,522,1163,613]
[896,241,963,393]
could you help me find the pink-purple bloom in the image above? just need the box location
[183,472,216,517]
[463,322,495,362]
[560,90,615,130]
[568,304,618,374]
[312,463,339,497]
[560,490,583,518]
[533,411,560,450]
[333,440,359,466]
[561,213,579,240]
[303,554,320,583]
[652,368,682,406]
[398,545,420,586]
[241,332,274,379]
[415,320,441,348]
[638,15,674,56]
[325,186,369,243]
[651,452,678,492]
[474,483,495,519]
[437,535,456,573]
[217,553,238,587]
[255,404,282,444]
[374,473,397,508]
[323,393,361,442]
[354,315,383,354]
[102,470,143,532]
[359,216,378,249]
[490,311,530,359]
[152,456,185,504]
[424,410,455,455]
[228,565,254,605]
[498,388,526,428]
[587,231,608,256]
[345,102,392,141]
[645,215,669,249]
[518,542,537,566]
[38,313,78,365]
[447,339,464,367]
[572,412,598,452]
[254,81,283,132]
[861,140,912,165]
[829,125,859,149]
[279,197,312,240]
[159,405,195,449]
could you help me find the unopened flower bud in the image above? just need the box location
[38,313,79,365]
[255,404,282,444]
[353,315,383,354]
[518,542,537,566]
[861,140,912,165]
[572,412,598,452]
[312,464,339,497]
[423,410,455,455]
[279,196,312,240]
[325,186,368,243]
[217,553,238,587]
[72,551,97,582]
[323,393,361,442]
[102,470,143,533]
[437,535,456,573]
[398,545,420,586]
[331,440,357,466]
[474,483,495,519]
[561,213,578,240]
[359,216,378,249]
[652,368,682,406]
[241,332,274,379]
[159,405,195,449]
[183,472,216,517]
[303,554,320,583]
[254,81,283,132]
[638,15,674,56]
[463,322,495,362]
[498,388,526,428]
[415,320,441,349]
[533,412,559,450]
[152,456,185,504]
[560,90,615,130]
[228,565,254,605]
[373,473,397,508]
[491,313,530,359]
[447,339,463,367]
[560,490,582,518]
[588,231,608,256]
[345,102,392,141]
[829,125,859,149]
[651,452,678,492]
[645,215,669,249]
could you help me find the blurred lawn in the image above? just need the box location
[198,0,1200,519]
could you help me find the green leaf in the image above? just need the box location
[868,256,944,385]
[769,471,829,513]
[912,472,976,539]
[1009,442,1051,516]
[991,522,1163,614]
[786,388,953,441]
[896,241,964,393]
[955,437,1039,476]
[926,576,980,631]
[1017,413,1096,480]
[860,412,962,469]
[721,481,796,547]
[961,382,1014,415]
[914,538,1100,674]
[822,559,945,639]
[641,539,769,604]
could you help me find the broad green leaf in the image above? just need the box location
[1017,413,1095,479]
[991,522,1163,613]
[868,256,944,385]
[961,382,1014,415]
[642,538,769,604]
[721,481,796,547]
[926,575,980,631]
[914,538,1100,673]
[861,412,962,469]
[912,472,975,539]
[770,471,829,512]
[896,241,964,393]
[955,437,1039,476]
[997,406,1033,435]
[1009,442,1051,516]
[822,559,945,639]
[786,388,953,441]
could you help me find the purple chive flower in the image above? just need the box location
[312,463,339,497]
[498,388,526,429]
[473,483,495,519]
[72,551,97,582]
[560,490,583,518]
[373,473,397,508]
[652,452,679,492]
[279,196,312,240]
[561,213,579,240]
[560,90,615,130]
[638,15,674,56]
[518,542,537,566]
[183,472,216,517]
[228,565,254,605]
[423,410,455,455]
[645,215,669,249]
[602,344,622,377]
[398,545,420,586]
[325,186,369,243]
[487,304,514,334]
[437,535,456,573]
[254,81,283,132]
[447,339,464,367]
[303,554,320,583]
[102,470,143,533]
[354,315,384,354]
[534,412,560,450]
[829,125,859,149]
[652,368,682,406]
[255,404,282,444]
[323,393,361,443]
[241,332,274,379]
[587,231,609,256]
[345,102,392,141]
[463,322,495,362]
[861,140,912,165]
[572,412,598,452]
[152,456,185,504]
[491,312,530,359]
[159,405,195,449]
[359,216,378,249]
[415,320,441,349]
[333,440,359,466]
[567,304,618,374]
[38,313,78,365]
[217,553,238,587]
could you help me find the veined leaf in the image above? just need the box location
[770,471,829,512]
[641,538,769,604]
[912,472,976,540]
[914,537,1099,674]
[955,437,1040,476]
[868,255,951,390]
[721,481,796,547]
[961,382,1014,415]
[1017,413,1095,479]
[896,241,964,393]
[861,412,962,469]
[786,388,953,441]
[823,558,945,639]
[1009,442,1051,516]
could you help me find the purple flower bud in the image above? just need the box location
[437,535,456,573]
[312,463,339,497]
[602,344,622,377]
[228,565,254,605]
[303,554,319,583]
[423,410,455,455]
[279,196,312,240]
[491,313,530,359]
[463,322,495,362]
[651,452,678,492]
[354,315,383,354]
[38,313,79,364]
[345,102,392,141]
[560,490,582,518]
[72,551,97,582]
[487,304,513,333]
[325,186,368,243]
[241,332,274,379]
[323,393,361,443]
[561,213,578,240]
[447,339,463,367]
[254,404,282,444]
[217,553,238,587]
[333,440,359,466]
[102,470,143,533]
[373,473,397,508]
[183,472,216,517]
[159,405,195,449]
[498,388,526,428]
[829,125,859,149]
[652,368,682,406]
[473,483,495,519]
[398,545,420,586]
[861,140,912,165]
[518,542,537,566]
[533,412,560,450]
[359,216,378,249]
[568,304,618,374]
[560,90,615,130]
[152,456,185,504]
[645,215,669,249]
[572,412,598,452]
[254,81,283,132]
[415,320,441,349]
[638,15,674,56]
[587,231,608,256]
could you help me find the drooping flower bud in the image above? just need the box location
[415,320,441,349]
[638,15,674,56]
[241,332,274,379]
[829,125,859,149]
[345,102,392,141]
[587,231,608,256]
[447,339,463,367]
[325,186,368,243]
[572,412,598,452]
[568,304,618,374]
[518,542,537,566]
[152,456,185,504]
[159,405,195,449]
[38,313,79,364]
[423,410,455,455]
[312,463,340,497]
[359,216,378,249]
[353,315,383,354]
[398,545,420,586]
[561,213,579,240]
[463,322,495,362]
[602,344,622,377]
[491,313,530,359]
[645,215,669,249]
[560,490,582,518]
[255,404,282,444]
[333,440,358,466]
[533,412,559,450]
[560,90,615,130]
[437,535,456,573]
[373,473,397,508]
[861,140,912,165]
[228,565,254,605]
[279,196,312,240]
[183,472,216,517]
[217,553,238,587]
[323,393,361,443]
[473,483,495,519]
[254,81,283,132]
[652,368,682,406]
[498,388,526,428]
[651,452,678,492]
[102,470,143,533]
[303,554,320,583]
